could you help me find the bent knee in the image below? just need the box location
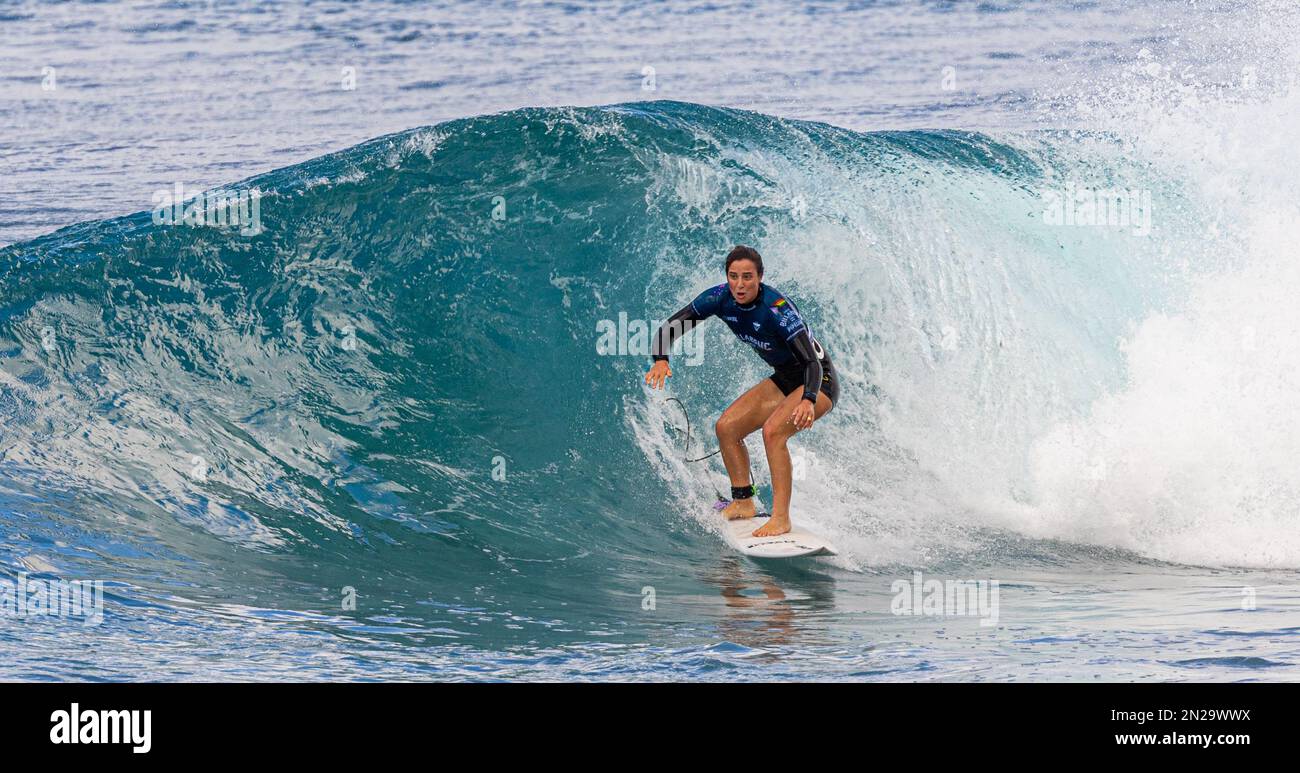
[762,418,793,444]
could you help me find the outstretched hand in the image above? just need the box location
[645,360,672,389]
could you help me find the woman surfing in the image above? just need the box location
[645,245,839,538]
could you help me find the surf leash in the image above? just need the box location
[664,396,754,506]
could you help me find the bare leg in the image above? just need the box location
[714,379,786,519]
[753,389,834,537]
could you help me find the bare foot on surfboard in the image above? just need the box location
[720,498,757,520]
[752,512,792,537]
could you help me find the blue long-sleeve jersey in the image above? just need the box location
[652,282,831,402]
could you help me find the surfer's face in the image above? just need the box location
[727,260,761,304]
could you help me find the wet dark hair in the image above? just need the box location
[725,245,764,277]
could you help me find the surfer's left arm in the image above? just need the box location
[788,329,822,428]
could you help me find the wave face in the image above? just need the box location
[2,98,1299,662]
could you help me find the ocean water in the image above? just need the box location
[2,0,1300,681]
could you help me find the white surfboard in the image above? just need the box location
[719,508,838,558]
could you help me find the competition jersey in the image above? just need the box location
[684,282,826,369]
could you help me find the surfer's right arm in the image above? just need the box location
[645,296,712,389]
